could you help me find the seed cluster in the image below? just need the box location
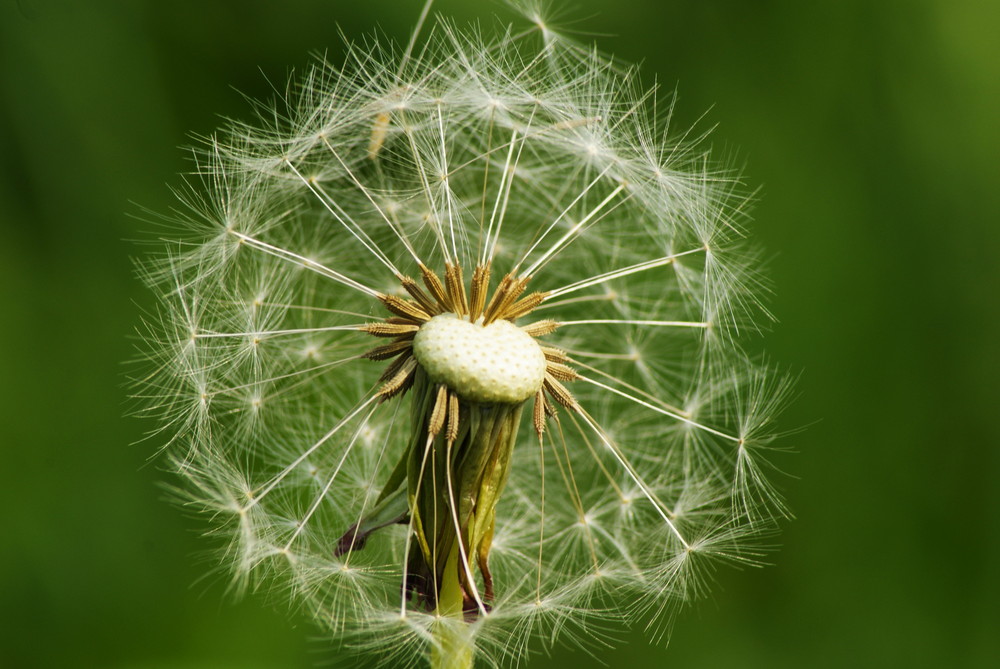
[361,261,581,440]
[137,5,789,663]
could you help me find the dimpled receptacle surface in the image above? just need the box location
[412,313,546,404]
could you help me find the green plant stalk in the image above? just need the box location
[431,547,475,669]
[399,370,523,669]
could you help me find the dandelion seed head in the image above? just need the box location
[136,6,791,667]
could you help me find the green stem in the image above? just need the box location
[431,544,474,669]
[430,617,474,669]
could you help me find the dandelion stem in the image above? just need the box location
[445,435,489,618]
[431,617,475,669]
[400,425,436,617]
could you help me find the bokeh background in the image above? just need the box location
[2,1,997,667]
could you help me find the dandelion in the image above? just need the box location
[136,4,790,668]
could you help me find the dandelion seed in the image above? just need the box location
[136,4,791,668]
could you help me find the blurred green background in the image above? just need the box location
[2,1,997,667]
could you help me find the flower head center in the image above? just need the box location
[413,313,546,404]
